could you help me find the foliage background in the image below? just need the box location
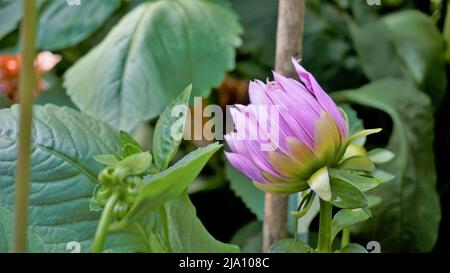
[0,0,449,252]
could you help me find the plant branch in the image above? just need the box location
[14,0,37,253]
[263,0,306,252]
[91,191,120,253]
[341,228,350,248]
[317,199,332,253]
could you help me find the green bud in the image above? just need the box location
[95,185,111,206]
[98,167,115,184]
[126,176,143,196]
[113,201,129,220]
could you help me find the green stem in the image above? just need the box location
[317,199,332,253]
[91,191,120,253]
[14,0,37,253]
[341,228,350,248]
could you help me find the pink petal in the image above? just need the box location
[225,152,266,183]
[291,58,348,138]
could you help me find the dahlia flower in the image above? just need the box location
[225,59,380,200]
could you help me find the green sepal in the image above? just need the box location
[367,148,395,164]
[120,130,142,157]
[307,166,331,202]
[338,155,376,172]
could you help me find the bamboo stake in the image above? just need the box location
[263,0,306,252]
[14,0,37,253]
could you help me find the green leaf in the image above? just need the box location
[269,238,313,253]
[0,207,47,252]
[331,208,370,241]
[0,95,12,109]
[371,169,395,183]
[338,243,368,253]
[120,131,142,157]
[367,148,395,164]
[230,0,277,68]
[350,11,447,104]
[0,0,22,41]
[225,161,265,221]
[338,155,375,172]
[37,0,121,50]
[163,193,240,253]
[153,85,191,171]
[0,105,225,253]
[114,151,152,176]
[443,2,450,61]
[106,193,240,253]
[230,0,363,91]
[330,168,380,192]
[64,0,242,131]
[0,104,122,252]
[93,154,119,166]
[334,79,441,252]
[127,143,222,220]
[341,104,365,136]
[230,220,262,253]
[330,177,368,209]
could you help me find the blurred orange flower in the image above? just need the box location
[0,51,61,102]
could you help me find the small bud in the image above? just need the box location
[113,201,129,220]
[98,167,115,184]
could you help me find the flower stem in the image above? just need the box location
[91,191,120,253]
[14,0,37,253]
[341,228,350,248]
[317,199,332,253]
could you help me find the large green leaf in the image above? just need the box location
[64,0,242,131]
[350,11,446,104]
[0,104,122,252]
[334,79,441,252]
[153,85,191,171]
[37,0,121,50]
[0,0,120,49]
[225,161,265,221]
[0,0,22,41]
[0,207,47,252]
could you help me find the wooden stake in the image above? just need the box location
[263,0,306,252]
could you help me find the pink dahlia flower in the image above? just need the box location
[225,59,380,198]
